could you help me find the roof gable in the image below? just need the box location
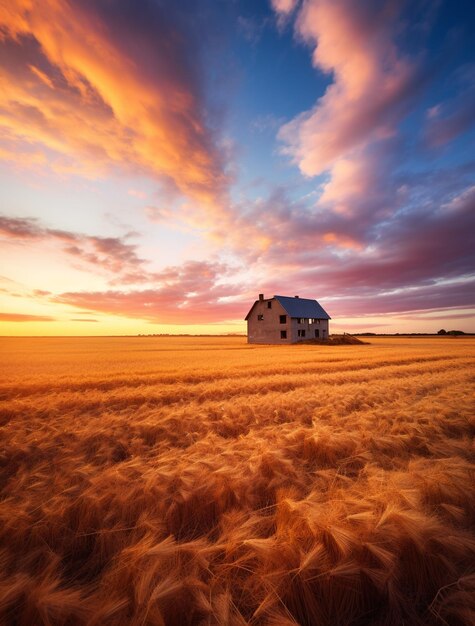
[274,295,331,319]
[244,296,288,320]
[244,300,258,321]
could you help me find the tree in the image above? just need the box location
[437,329,447,335]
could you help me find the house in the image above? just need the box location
[245,294,331,344]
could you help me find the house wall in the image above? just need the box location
[247,298,330,344]
[247,298,291,344]
[289,317,329,343]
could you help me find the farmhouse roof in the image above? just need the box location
[275,295,331,319]
[245,295,330,320]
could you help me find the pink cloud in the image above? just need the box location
[228,142,400,263]
[271,0,299,28]
[271,0,299,15]
[54,261,247,324]
[256,275,474,320]
[245,0,474,327]
[0,215,42,238]
[277,0,419,176]
[128,189,147,200]
[400,312,475,322]
[0,215,146,283]
[144,206,174,223]
[425,97,475,147]
[316,147,396,222]
[244,181,475,318]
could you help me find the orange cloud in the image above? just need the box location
[323,232,363,251]
[0,312,55,322]
[69,318,98,322]
[0,0,228,206]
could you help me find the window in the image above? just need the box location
[298,329,306,338]
[315,329,320,338]
[280,330,287,339]
[279,315,287,324]
[298,318,306,324]
[309,318,313,324]
[267,301,272,309]
[257,314,264,321]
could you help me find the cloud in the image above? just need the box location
[328,280,475,317]
[271,0,299,28]
[0,0,228,205]
[0,215,42,238]
[144,206,174,223]
[128,189,147,200]
[229,140,401,262]
[33,289,51,297]
[401,311,475,322]
[1,1,472,330]
[244,0,474,323]
[425,96,475,147]
[4,182,474,323]
[246,181,475,316]
[277,0,421,176]
[424,63,475,147]
[237,16,268,45]
[0,215,146,282]
[0,312,56,322]
[250,114,285,134]
[54,261,247,324]
[69,318,98,322]
[271,0,299,14]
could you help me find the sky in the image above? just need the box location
[0,0,474,336]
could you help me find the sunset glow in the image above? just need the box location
[1,0,474,335]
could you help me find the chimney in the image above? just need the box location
[259,293,264,301]
[295,295,299,298]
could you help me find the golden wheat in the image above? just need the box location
[0,336,474,625]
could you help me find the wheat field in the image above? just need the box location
[0,336,474,625]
